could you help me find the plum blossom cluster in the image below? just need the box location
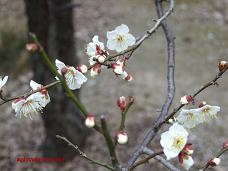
[86,24,135,81]
[161,95,221,170]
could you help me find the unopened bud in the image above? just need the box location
[90,64,101,77]
[85,115,95,128]
[112,63,123,75]
[208,157,221,167]
[198,101,207,108]
[77,65,88,74]
[117,96,127,111]
[125,74,133,82]
[218,61,227,71]
[97,55,106,63]
[185,144,194,155]
[223,141,228,148]
[116,131,128,144]
[26,43,39,52]
[180,95,193,105]
[116,56,126,67]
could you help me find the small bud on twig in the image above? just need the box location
[116,131,128,145]
[26,43,39,52]
[117,96,127,111]
[223,141,228,148]
[77,65,88,74]
[85,115,96,128]
[180,95,193,105]
[198,101,207,108]
[218,61,227,71]
[208,157,221,167]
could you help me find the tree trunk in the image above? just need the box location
[24,0,90,160]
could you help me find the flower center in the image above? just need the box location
[173,136,185,150]
[116,34,125,43]
[186,112,194,120]
[202,107,210,114]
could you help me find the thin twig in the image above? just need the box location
[143,147,181,171]
[201,146,228,171]
[0,80,60,105]
[128,149,163,170]
[56,135,115,171]
[127,0,175,167]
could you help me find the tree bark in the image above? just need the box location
[24,0,90,160]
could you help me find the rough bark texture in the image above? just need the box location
[24,0,90,160]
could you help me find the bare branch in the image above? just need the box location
[128,149,163,170]
[201,146,228,171]
[143,147,181,171]
[0,80,60,105]
[127,0,175,167]
[56,135,115,171]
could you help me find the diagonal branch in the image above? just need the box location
[56,135,115,171]
[143,147,181,171]
[127,0,176,167]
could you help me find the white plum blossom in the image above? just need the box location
[107,24,136,52]
[160,123,188,160]
[12,94,44,119]
[0,76,8,90]
[55,59,87,90]
[86,35,104,57]
[30,80,50,107]
[182,156,194,170]
[198,105,220,123]
[176,109,201,129]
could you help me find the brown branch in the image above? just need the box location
[127,0,175,167]
[87,0,174,70]
[56,135,115,171]
[128,149,163,170]
[165,64,228,122]
[201,146,228,171]
[143,147,181,171]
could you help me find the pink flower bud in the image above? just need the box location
[125,74,133,82]
[61,67,68,75]
[180,95,193,105]
[185,144,194,155]
[208,157,221,167]
[116,56,126,67]
[85,115,95,128]
[112,63,123,75]
[223,141,228,148]
[90,64,101,77]
[77,65,88,74]
[218,61,227,71]
[117,96,127,111]
[26,43,39,52]
[116,131,128,144]
[198,101,207,108]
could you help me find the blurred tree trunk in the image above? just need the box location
[24,0,90,160]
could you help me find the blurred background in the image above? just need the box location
[0,0,227,170]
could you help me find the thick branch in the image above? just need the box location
[127,0,175,167]
[56,135,115,171]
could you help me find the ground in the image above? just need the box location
[0,0,228,171]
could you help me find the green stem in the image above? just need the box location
[101,116,119,168]
[119,97,134,131]
[30,33,102,133]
